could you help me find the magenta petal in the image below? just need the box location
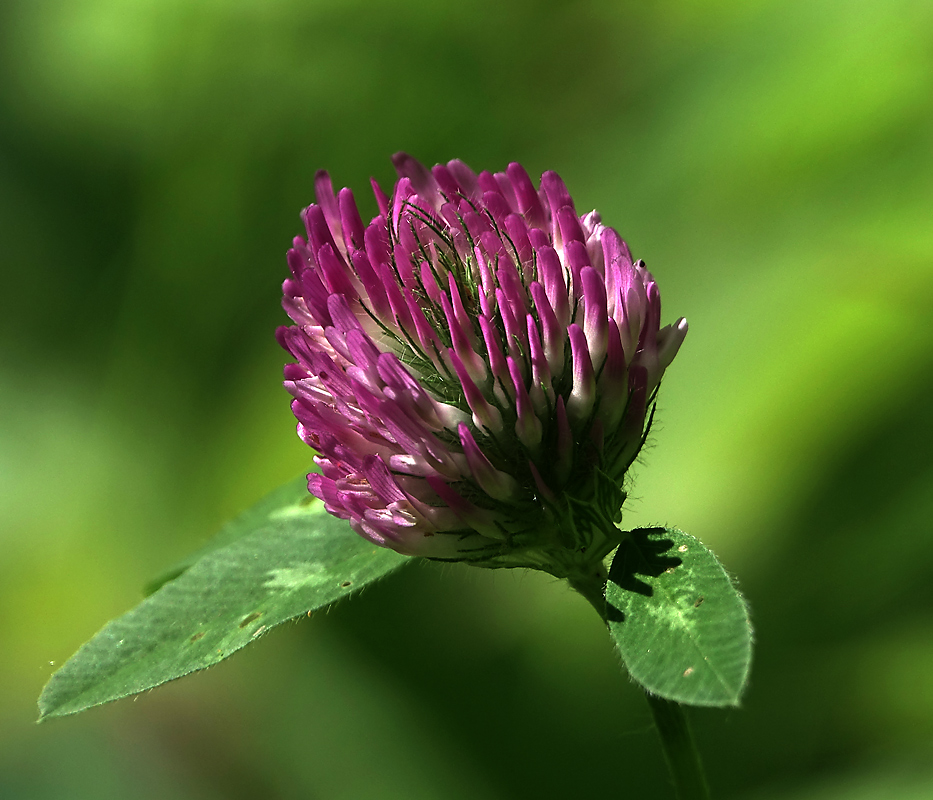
[597,319,629,430]
[581,267,609,371]
[477,170,499,195]
[381,263,416,337]
[419,261,445,307]
[363,218,392,270]
[351,250,391,321]
[639,280,661,355]
[390,177,415,237]
[564,240,590,303]
[448,273,479,350]
[507,356,542,449]
[450,350,503,433]
[463,210,493,243]
[425,476,504,540]
[314,171,343,250]
[376,352,448,430]
[478,316,513,404]
[507,162,547,231]
[303,204,339,257]
[493,171,519,213]
[361,455,407,504]
[567,324,596,427]
[338,188,366,252]
[308,473,350,518]
[504,214,534,282]
[458,423,519,501]
[346,328,383,384]
[528,227,550,250]
[529,282,564,380]
[392,240,419,292]
[536,246,571,329]
[403,288,445,364]
[370,178,390,217]
[441,293,487,385]
[658,317,689,371]
[540,171,575,220]
[556,205,587,247]
[286,252,329,326]
[373,399,460,481]
[609,364,649,475]
[326,293,364,333]
[496,287,526,365]
[392,152,439,202]
[482,191,512,228]
[473,245,497,310]
[526,313,552,417]
[431,163,463,199]
[446,159,480,200]
[318,243,358,298]
[495,251,530,317]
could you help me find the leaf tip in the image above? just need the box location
[35,695,58,724]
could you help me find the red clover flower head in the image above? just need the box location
[278,154,687,577]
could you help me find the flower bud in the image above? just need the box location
[280,155,687,576]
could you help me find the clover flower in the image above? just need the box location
[278,154,687,578]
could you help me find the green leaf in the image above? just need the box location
[605,527,752,707]
[143,476,314,595]
[38,479,410,720]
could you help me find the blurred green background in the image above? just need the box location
[2,0,932,797]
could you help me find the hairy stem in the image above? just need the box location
[570,570,711,800]
[645,692,711,800]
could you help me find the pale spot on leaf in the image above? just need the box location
[264,564,328,591]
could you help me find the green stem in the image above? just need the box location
[645,692,711,800]
[569,570,711,800]
[567,568,608,619]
